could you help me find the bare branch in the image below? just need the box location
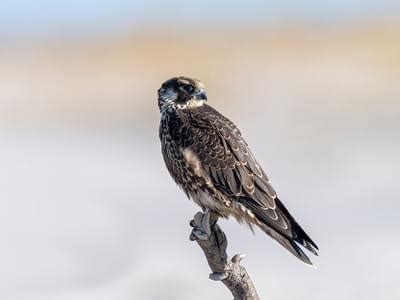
[190,211,260,300]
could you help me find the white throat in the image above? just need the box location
[177,99,206,109]
[160,97,205,114]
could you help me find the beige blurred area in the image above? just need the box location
[2,24,399,127]
[1,24,400,300]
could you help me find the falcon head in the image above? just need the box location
[158,76,207,113]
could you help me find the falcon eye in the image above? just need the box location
[182,85,194,93]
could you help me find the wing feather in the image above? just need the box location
[181,104,318,263]
[187,105,277,209]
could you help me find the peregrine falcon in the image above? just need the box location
[158,76,318,265]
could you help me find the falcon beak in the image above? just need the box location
[193,90,207,101]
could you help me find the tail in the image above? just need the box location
[239,197,319,265]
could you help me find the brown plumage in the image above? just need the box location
[158,76,319,265]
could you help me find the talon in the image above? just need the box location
[192,228,209,241]
[190,211,219,241]
[209,271,229,281]
[189,232,197,241]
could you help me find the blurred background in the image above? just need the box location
[1,1,400,299]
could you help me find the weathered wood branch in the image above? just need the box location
[190,211,260,300]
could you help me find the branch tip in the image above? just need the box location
[232,253,246,264]
[190,211,260,300]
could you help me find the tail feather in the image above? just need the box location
[239,196,319,265]
[301,239,319,256]
[276,197,319,252]
[258,223,313,265]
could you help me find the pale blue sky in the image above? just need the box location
[0,0,399,35]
